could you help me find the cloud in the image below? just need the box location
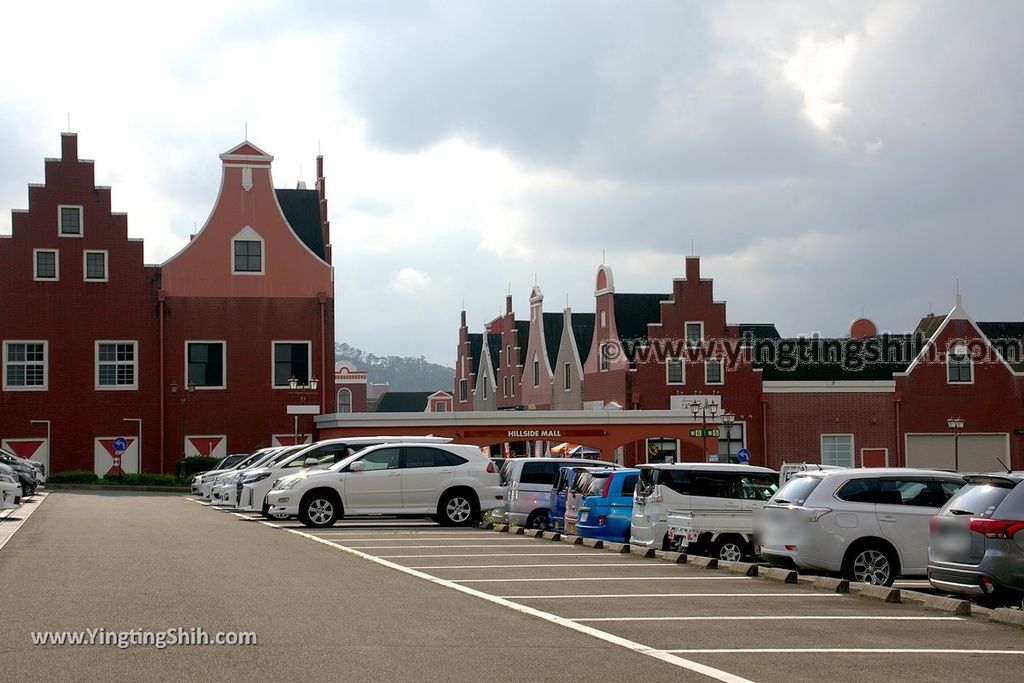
[389,268,433,294]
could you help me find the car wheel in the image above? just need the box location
[299,493,340,528]
[843,543,897,586]
[713,536,747,563]
[526,510,550,530]
[438,491,478,527]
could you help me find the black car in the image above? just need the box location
[0,449,38,496]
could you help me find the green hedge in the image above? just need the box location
[101,473,178,486]
[48,471,100,484]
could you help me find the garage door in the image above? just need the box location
[905,433,1009,472]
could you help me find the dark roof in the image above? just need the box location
[373,391,431,412]
[978,322,1024,371]
[486,333,502,376]
[515,321,530,362]
[275,189,324,259]
[613,293,670,360]
[542,313,564,367]
[571,313,595,364]
[468,333,483,387]
[738,324,781,341]
[755,333,922,381]
[914,315,943,338]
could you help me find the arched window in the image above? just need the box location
[338,387,352,413]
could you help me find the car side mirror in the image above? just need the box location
[303,458,320,467]
[350,461,365,473]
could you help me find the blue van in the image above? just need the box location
[576,468,640,543]
[549,466,596,532]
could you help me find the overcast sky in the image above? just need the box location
[1,1,1021,365]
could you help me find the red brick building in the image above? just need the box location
[454,256,1024,470]
[0,134,335,474]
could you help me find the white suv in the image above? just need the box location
[758,468,965,586]
[265,443,503,528]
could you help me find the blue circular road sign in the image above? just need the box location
[736,448,751,463]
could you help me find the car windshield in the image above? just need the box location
[739,474,779,501]
[772,476,822,505]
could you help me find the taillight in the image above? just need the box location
[486,461,496,474]
[929,516,940,533]
[602,476,614,498]
[969,518,1024,539]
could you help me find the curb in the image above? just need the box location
[688,555,718,569]
[630,546,656,558]
[856,584,901,603]
[581,538,604,549]
[653,550,687,564]
[721,561,759,577]
[603,542,630,554]
[812,576,849,593]
[561,535,583,546]
[989,608,1024,628]
[762,567,798,584]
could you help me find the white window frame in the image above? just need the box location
[599,342,609,372]
[232,226,265,275]
[95,340,138,390]
[946,344,974,384]
[33,249,59,281]
[859,447,889,467]
[564,362,572,391]
[57,204,83,237]
[666,357,684,385]
[185,340,226,390]
[533,360,540,387]
[83,250,108,282]
[271,340,312,388]
[3,340,48,391]
[337,387,353,413]
[482,380,488,400]
[685,321,704,348]
[600,311,607,329]
[458,378,468,402]
[821,434,854,468]
[705,356,724,385]
[506,345,511,368]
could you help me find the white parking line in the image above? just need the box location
[662,648,1024,655]
[265,522,755,683]
[311,536,529,542]
[455,577,752,583]
[409,563,667,569]
[0,493,49,552]
[502,593,845,600]
[576,616,965,622]
[344,544,557,549]
[378,552,613,559]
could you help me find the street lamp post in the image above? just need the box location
[946,416,965,471]
[721,412,735,463]
[690,398,719,459]
[289,376,319,445]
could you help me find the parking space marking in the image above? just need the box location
[0,492,48,552]
[502,593,845,600]
[575,616,965,622]
[312,536,531,542]
[377,552,611,558]
[662,648,1024,655]
[342,544,564,549]
[408,562,667,569]
[455,576,752,583]
[265,522,756,683]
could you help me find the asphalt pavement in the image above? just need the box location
[0,491,699,682]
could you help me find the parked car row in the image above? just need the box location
[193,436,505,528]
[0,446,45,511]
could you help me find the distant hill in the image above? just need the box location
[336,343,455,392]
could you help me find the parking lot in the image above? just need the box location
[200,500,1024,683]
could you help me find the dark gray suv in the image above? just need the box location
[928,473,1024,604]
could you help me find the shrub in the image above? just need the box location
[48,471,100,484]
[101,473,178,486]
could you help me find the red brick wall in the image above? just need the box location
[0,134,162,472]
[764,392,897,470]
[897,318,1024,468]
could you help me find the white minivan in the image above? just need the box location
[630,463,779,552]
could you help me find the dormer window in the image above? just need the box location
[59,205,82,237]
[232,226,264,275]
[947,344,972,383]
